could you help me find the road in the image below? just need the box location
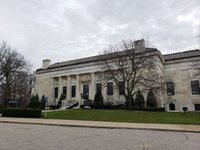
[0,123,199,150]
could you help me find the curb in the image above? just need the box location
[0,120,200,133]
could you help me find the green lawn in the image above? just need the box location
[45,109,200,125]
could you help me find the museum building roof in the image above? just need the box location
[36,48,200,72]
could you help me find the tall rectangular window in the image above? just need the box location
[119,81,125,95]
[71,85,76,97]
[191,80,200,94]
[96,83,102,94]
[166,82,175,95]
[63,86,67,99]
[54,87,59,98]
[107,82,113,95]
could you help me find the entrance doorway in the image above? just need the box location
[83,84,89,99]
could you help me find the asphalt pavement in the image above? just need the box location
[0,122,200,150]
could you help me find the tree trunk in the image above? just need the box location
[125,94,133,110]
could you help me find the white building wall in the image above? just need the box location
[35,52,200,111]
[164,58,200,111]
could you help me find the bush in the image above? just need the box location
[2,108,42,118]
[0,104,4,113]
[134,107,165,111]
[146,89,157,108]
[135,90,145,108]
[94,92,104,106]
[29,94,40,109]
[48,105,60,110]
[80,103,125,110]
[40,94,46,109]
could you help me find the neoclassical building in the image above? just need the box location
[35,41,200,111]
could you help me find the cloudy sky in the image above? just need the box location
[0,0,199,70]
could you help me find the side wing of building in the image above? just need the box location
[164,50,200,111]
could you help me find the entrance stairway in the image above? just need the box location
[62,100,79,109]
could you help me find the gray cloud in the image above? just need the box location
[0,0,199,70]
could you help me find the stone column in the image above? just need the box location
[102,76,107,103]
[67,76,71,101]
[90,72,95,100]
[50,77,54,105]
[58,77,62,99]
[76,74,80,100]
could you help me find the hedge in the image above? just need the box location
[1,108,42,118]
[80,104,125,109]
[134,107,165,111]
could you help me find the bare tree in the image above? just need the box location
[0,41,32,106]
[99,39,162,110]
[12,71,35,107]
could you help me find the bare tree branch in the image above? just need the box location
[98,39,162,110]
[0,41,32,107]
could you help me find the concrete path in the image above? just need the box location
[0,117,200,133]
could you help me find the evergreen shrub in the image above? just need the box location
[134,90,145,108]
[146,89,157,108]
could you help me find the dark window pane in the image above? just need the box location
[169,102,175,110]
[191,80,200,94]
[96,83,102,94]
[54,87,58,98]
[195,104,200,111]
[107,82,113,95]
[83,84,89,99]
[166,82,175,95]
[63,86,67,99]
[119,81,125,95]
[71,85,76,97]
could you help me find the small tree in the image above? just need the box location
[40,94,46,109]
[35,94,39,106]
[29,94,40,108]
[94,92,104,106]
[134,90,145,108]
[146,89,157,108]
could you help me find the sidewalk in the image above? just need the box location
[0,117,199,133]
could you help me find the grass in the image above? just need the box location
[45,109,200,125]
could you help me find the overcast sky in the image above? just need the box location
[0,0,200,70]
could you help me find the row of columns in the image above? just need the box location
[50,72,126,105]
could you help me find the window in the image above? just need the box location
[107,82,113,95]
[83,84,89,99]
[63,86,67,99]
[191,80,200,94]
[96,83,102,94]
[54,87,58,98]
[195,104,200,111]
[119,81,125,95]
[166,82,175,95]
[71,85,76,97]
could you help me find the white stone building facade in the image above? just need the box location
[35,46,200,111]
